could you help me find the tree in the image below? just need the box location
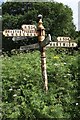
[2,2,76,51]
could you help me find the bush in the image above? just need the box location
[1,49,79,119]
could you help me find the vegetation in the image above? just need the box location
[1,49,80,119]
[1,1,80,120]
[2,2,78,51]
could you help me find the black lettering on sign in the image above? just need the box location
[56,43,58,46]
[28,25,30,29]
[63,43,65,46]
[50,42,52,46]
[27,33,29,36]
[53,43,55,46]
[72,43,74,46]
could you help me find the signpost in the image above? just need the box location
[12,36,28,41]
[3,24,37,37]
[3,14,49,92]
[3,15,77,92]
[3,29,37,37]
[21,24,37,32]
[37,14,48,91]
[19,36,77,51]
[20,41,77,51]
[20,43,39,51]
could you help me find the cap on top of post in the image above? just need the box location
[38,14,42,19]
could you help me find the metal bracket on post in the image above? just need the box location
[40,34,51,47]
[37,14,48,92]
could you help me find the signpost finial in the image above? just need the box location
[37,14,43,24]
[38,14,42,19]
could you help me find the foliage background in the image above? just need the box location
[2,2,79,52]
